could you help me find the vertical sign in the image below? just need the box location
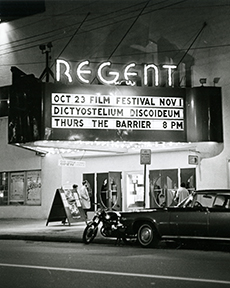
[140,149,151,208]
[140,149,151,165]
[188,155,198,165]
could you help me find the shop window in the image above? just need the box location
[0,170,41,206]
[149,168,196,208]
[126,172,144,209]
[26,171,42,205]
[10,172,25,204]
[0,172,8,205]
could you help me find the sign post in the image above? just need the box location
[140,149,151,208]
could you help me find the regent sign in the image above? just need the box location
[46,59,186,142]
[56,59,177,86]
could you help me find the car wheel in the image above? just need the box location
[137,223,159,248]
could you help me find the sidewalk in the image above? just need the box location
[0,218,113,244]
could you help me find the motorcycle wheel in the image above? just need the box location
[83,223,98,244]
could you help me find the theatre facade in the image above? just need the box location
[0,1,229,219]
[0,58,225,219]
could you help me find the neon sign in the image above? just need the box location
[56,59,177,87]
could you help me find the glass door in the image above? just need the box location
[149,169,178,208]
[126,172,144,210]
[83,173,95,212]
[97,172,122,210]
[180,168,196,193]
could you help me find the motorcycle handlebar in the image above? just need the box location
[92,203,109,211]
[92,203,104,208]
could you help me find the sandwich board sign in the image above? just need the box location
[46,188,86,226]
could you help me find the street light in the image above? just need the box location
[199,78,207,86]
[0,99,9,105]
[213,77,220,86]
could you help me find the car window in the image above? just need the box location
[213,195,225,207]
[226,199,230,208]
[194,194,214,208]
[213,195,230,208]
[177,192,230,208]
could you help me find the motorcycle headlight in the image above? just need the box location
[105,214,110,220]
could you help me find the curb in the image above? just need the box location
[0,234,116,245]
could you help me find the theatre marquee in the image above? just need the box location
[8,78,223,145]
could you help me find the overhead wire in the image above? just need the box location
[177,22,207,66]
[1,0,227,59]
[1,0,229,66]
[106,0,151,61]
[0,0,149,51]
[88,0,151,84]
[87,0,186,62]
[1,0,188,59]
[53,12,91,63]
[0,0,98,44]
[0,0,181,57]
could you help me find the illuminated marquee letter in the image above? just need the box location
[144,64,159,86]
[56,59,72,83]
[124,63,137,85]
[162,64,177,86]
[97,62,119,85]
[77,60,91,84]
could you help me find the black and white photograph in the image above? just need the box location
[0,0,230,287]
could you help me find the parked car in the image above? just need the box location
[120,189,230,248]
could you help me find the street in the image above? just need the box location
[0,240,230,288]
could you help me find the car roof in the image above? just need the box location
[195,189,230,194]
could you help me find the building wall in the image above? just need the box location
[0,114,229,218]
[0,117,62,218]
[1,116,200,218]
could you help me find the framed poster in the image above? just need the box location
[26,171,41,205]
[10,172,25,203]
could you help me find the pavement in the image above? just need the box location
[3,219,230,251]
[0,218,113,244]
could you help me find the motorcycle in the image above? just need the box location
[82,204,128,244]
